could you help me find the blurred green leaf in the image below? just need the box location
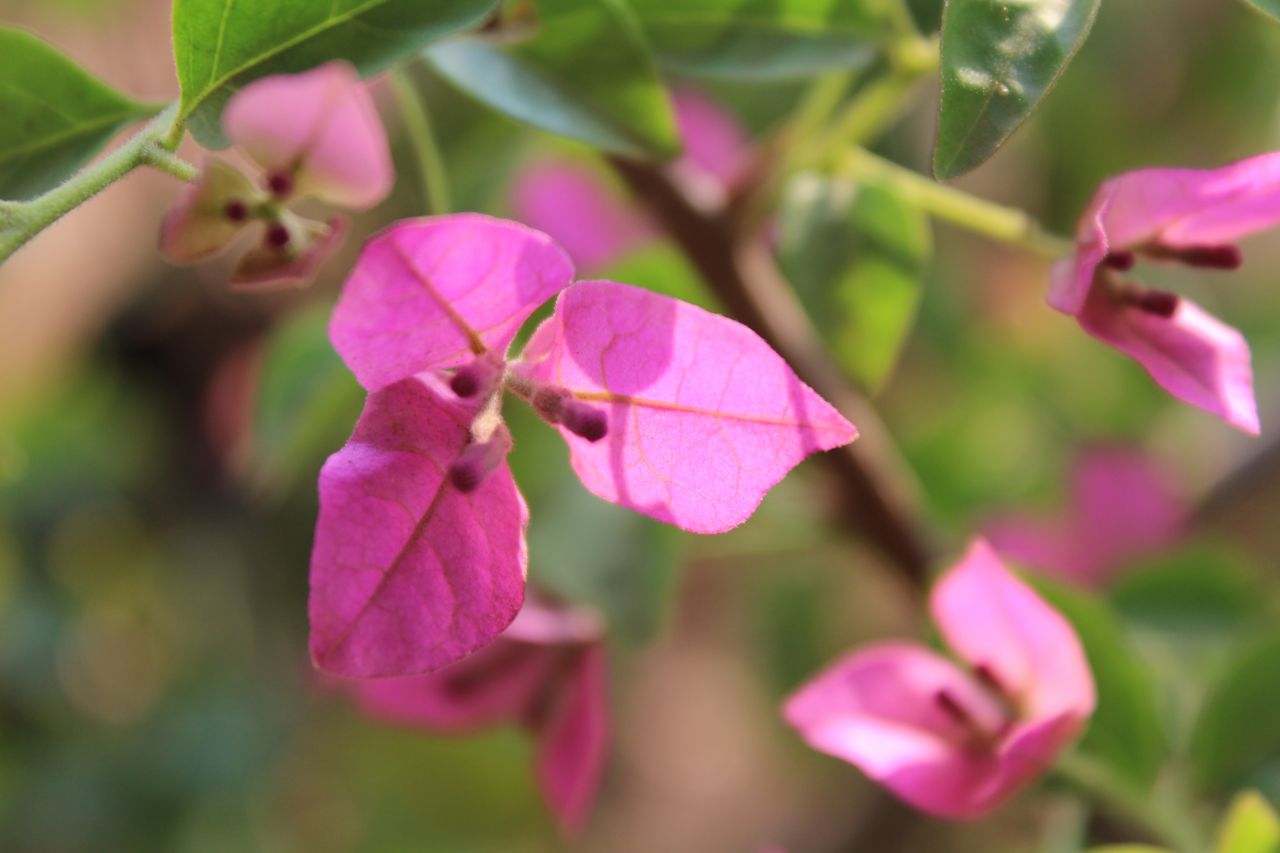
[251,305,364,498]
[629,0,886,79]
[1191,630,1280,793]
[1239,1,1280,22]
[427,0,679,157]
[1216,791,1280,853]
[173,0,497,147]
[1086,847,1171,853]
[0,28,159,200]
[1111,547,1261,637]
[1031,576,1167,789]
[934,0,1100,178]
[602,243,717,309]
[779,174,928,392]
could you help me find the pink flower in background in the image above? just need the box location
[1049,153,1280,434]
[311,214,856,677]
[161,61,393,288]
[784,539,1095,820]
[985,449,1185,587]
[510,87,751,272]
[344,598,610,833]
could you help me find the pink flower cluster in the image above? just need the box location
[161,62,393,287]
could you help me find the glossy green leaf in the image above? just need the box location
[173,0,498,147]
[251,305,364,498]
[779,174,928,392]
[934,0,1100,178]
[1239,1,1280,22]
[1216,791,1280,853]
[0,28,159,200]
[1191,630,1280,793]
[426,0,679,157]
[628,0,887,79]
[1030,576,1167,789]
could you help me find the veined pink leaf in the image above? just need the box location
[309,377,528,677]
[516,280,857,533]
[330,215,575,391]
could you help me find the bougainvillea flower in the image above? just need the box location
[784,539,1095,819]
[313,213,855,676]
[985,448,1184,587]
[510,87,751,272]
[161,61,392,288]
[344,597,609,832]
[1049,154,1280,433]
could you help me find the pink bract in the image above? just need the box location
[670,86,753,193]
[329,214,575,391]
[344,598,609,833]
[231,215,348,290]
[515,280,857,533]
[159,157,262,263]
[986,449,1185,587]
[784,539,1094,819]
[1049,154,1280,433]
[223,61,393,210]
[309,377,528,678]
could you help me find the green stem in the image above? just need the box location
[391,70,452,215]
[1053,752,1211,853]
[837,146,1072,258]
[0,104,195,265]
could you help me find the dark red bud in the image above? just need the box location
[447,432,512,492]
[1176,244,1242,269]
[1132,290,1180,318]
[973,663,1006,697]
[265,222,291,250]
[266,171,295,199]
[934,688,973,726]
[449,357,502,399]
[561,401,607,442]
[223,199,249,222]
[1102,250,1135,271]
[450,371,480,398]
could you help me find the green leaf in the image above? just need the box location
[629,0,887,79]
[1030,576,1168,789]
[1086,847,1171,853]
[251,305,364,498]
[426,0,679,157]
[779,174,928,392]
[173,0,498,147]
[934,0,1100,178]
[1216,791,1280,853]
[1111,547,1261,637]
[1239,1,1280,22]
[0,28,159,200]
[1191,630,1280,793]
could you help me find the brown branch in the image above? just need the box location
[609,156,934,588]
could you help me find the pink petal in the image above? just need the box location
[1077,285,1258,433]
[515,280,857,533]
[782,643,1009,819]
[159,157,260,263]
[929,539,1095,723]
[1050,153,1280,315]
[231,215,347,290]
[510,160,654,272]
[309,377,528,677]
[986,449,1185,587]
[330,214,575,391]
[504,596,605,646]
[535,645,609,833]
[223,61,392,209]
[671,87,752,191]
[348,640,559,731]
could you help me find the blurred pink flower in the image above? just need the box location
[784,539,1095,820]
[510,87,751,272]
[1049,154,1280,433]
[343,598,610,833]
[161,61,392,289]
[985,448,1185,587]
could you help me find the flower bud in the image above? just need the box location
[561,401,608,443]
[447,428,513,493]
[449,355,503,399]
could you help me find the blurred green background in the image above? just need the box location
[2,0,1280,851]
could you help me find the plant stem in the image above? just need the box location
[1053,752,1211,853]
[391,70,452,215]
[0,104,196,265]
[837,147,1073,258]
